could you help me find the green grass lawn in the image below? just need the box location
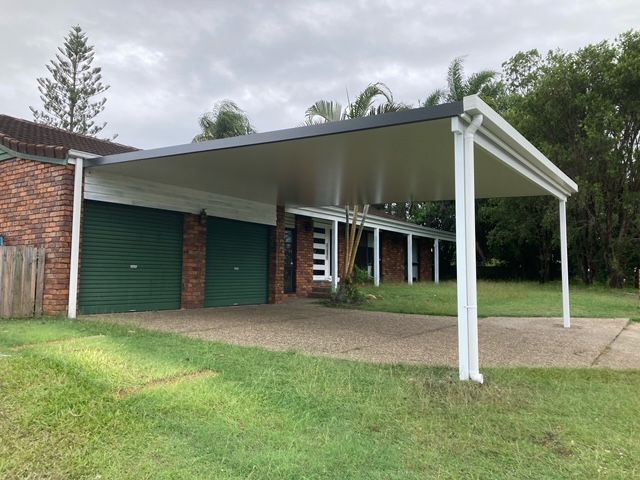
[1,319,639,479]
[359,281,640,319]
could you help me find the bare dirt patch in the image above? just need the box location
[114,369,218,400]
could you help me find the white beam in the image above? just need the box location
[331,219,339,292]
[407,234,413,285]
[285,206,456,242]
[373,227,380,287]
[67,158,83,319]
[559,199,571,328]
[434,238,440,284]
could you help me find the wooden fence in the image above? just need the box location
[0,246,45,318]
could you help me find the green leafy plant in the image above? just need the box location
[327,280,366,305]
[352,265,373,285]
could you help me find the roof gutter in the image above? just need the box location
[0,143,68,165]
[462,95,578,198]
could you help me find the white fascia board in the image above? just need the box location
[463,95,578,197]
[285,206,456,242]
[69,149,100,160]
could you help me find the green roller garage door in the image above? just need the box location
[79,201,183,314]
[205,216,269,307]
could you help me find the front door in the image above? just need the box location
[284,228,296,293]
[313,223,331,281]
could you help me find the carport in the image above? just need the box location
[68,95,578,382]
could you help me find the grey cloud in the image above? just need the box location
[1,0,638,148]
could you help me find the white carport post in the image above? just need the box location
[559,199,571,328]
[373,227,380,287]
[452,115,484,383]
[407,234,413,285]
[331,219,339,292]
[67,158,83,319]
[433,238,440,284]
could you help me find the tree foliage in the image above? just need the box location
[305,82,408,125]
[193,100,256,142]
[423,56,502,109]
[30,25,110,137]
[488,31,640,286]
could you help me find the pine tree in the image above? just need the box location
[30,25,110,136]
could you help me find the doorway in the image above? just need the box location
[284,228,296,293]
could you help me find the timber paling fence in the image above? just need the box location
[0,246,45,318]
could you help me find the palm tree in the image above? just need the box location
[304,83,407,296]
[193,100,256,142]
[305,82,408,125]
[423,57,500,106]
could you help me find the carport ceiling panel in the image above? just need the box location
[474,143,551,199]
[89,119,456,205]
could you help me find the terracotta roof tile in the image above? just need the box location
[0,114,138,159]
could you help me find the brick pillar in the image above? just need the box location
[295,215,313,296]
[338,224,346,279]
[381,231,406,282]
[181,213,207,309]
[419,238,434,282]
[0,159,75,315]
[269,206,286,303]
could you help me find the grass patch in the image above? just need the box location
[1,318,639,478]
[360,281,640,318]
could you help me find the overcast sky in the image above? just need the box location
[1,1,637,149]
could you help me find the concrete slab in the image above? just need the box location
[88,300,637,369]
[593,322,640,369]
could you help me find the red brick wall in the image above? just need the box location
[381,231,406,282]
[418,238,434,282]
[295,215,313,296]
[181,213,207,309]
[338,224,346,279]
[0,158,74,314]
[268,206,286,303]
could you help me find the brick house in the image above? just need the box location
[0,114,452,316]
[1,93,580,382]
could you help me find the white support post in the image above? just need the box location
[452,115,484,383]
[67,158,83,319]
[373,227,380,287]
[331,219,339,292]
[453,120,469,381]
[434,238,440,284]
[407,234,413,285]
[559,199,571,328]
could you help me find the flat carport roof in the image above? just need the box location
[69,95,578,383]
[84,96,576,205]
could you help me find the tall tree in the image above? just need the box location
[30,25,110,136]
[305,82,408,125]
[193,100,256,142]
[494,31,640,286]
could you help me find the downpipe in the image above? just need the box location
[464,114,484,384]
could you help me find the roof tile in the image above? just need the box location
[0,114,138,159]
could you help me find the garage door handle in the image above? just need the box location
[233,266,240,271]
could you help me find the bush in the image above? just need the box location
[352,265,373,284]
[327,281,366,306]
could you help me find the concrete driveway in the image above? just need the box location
[89,299,639,369]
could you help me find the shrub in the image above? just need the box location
[352,265,373,284]
[328,281,366,305]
